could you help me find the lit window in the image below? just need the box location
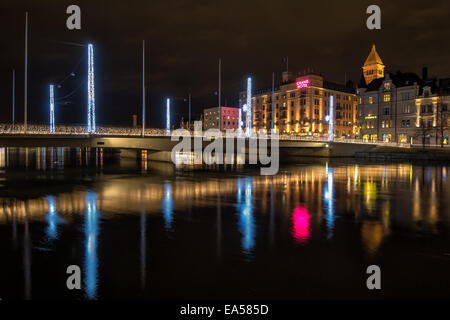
[384,94,390,102]
[368,96,373,104]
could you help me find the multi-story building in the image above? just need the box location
[357,45,450,145]
[203,106,240,130]
[239,72,358,138]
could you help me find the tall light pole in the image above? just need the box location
[271,72,274,131]
[24,12,28,134]
[328,95,334,142]
[218,58,221,130]
[246,77,252,137]
[188,93,191,130]
[12,69,15,130]
[87,43,96,134]
[142,40,146,137]
[49,84,55,133]
[166,98,170,135]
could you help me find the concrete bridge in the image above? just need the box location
[0,132,383,162]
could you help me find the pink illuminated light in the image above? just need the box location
[296,79,310,89]
[292,205,311,244]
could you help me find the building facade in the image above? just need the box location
[203,106,240,130]
[239,73,358,138]
[357,45,450,145]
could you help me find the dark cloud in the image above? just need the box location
[1,0,450,127]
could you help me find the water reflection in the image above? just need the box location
[45,196,62,240]
[0,147,5,168]
[23,219,32,300]
[140,208,147,289]
[292,205,311,244]
[323,165,335,239]
[0,150,449,299]
[237,177,255,256]
[84,191,100,300]
[162,182,174,230]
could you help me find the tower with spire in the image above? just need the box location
[362,44,385,85]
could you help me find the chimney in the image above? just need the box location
[422,67,428,80]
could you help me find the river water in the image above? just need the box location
[0,147,449,299]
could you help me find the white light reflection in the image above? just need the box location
[323,165,335,239]
[237,177,255,255]
[45,196,62,240]
[84,191,99,299]
[162,182,174,230]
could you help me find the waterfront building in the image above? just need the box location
[357,45,450,145]
[239,72,358,138]
[203,106,240,130]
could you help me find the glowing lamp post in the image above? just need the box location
[166,98,171,135]
[328,95,334,142]
[238,107,243,134]
[87,44,96,134]
[246,77,252,137]
[49,84,55,133]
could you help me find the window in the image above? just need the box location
[384,107,390,115]
[384,82,391,91]
[403,104,410,113]
[384,94,390,102]
[369,96,373,104]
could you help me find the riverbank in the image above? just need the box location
[355,146,450,161]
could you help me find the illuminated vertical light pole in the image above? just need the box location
[246,77,252,137]
[142,40,146,137]
[87,44,96,134]
[218,59,221,131]
[238,107,243,134]
[24,12,28,134]
[166,98,170,135]
[328,95,334,142]
[271,72,275,132]
[12,69,15,130]
[49,84,55,133]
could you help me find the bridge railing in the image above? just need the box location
[0,123,167,136]
[0,123,411,148]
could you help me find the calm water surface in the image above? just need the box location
[0,147,449,299]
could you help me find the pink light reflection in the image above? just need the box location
[292,205,311,244]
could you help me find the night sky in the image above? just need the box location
[1,0,450,128]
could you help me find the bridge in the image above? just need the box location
[0,123,389,162]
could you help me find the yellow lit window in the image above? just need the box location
[384,94,390,102]
[368,96,373,104]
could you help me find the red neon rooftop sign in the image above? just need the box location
[296,79,310,89]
